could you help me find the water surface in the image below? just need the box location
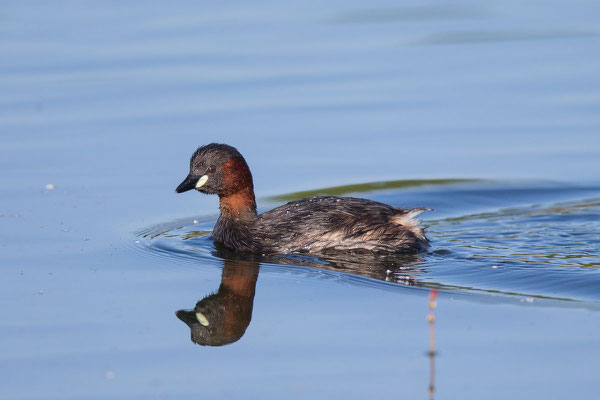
[1,0,599,399]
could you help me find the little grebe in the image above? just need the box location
[175,143,430,254]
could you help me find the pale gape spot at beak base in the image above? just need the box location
[195,312,210,326]
[195,175,209,189]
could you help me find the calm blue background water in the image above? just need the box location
[1,1,599,399]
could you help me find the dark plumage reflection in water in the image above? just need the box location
[241,250,424,286]
[175,248,417,346]
[176,257,259,346]
[174,246,423,346]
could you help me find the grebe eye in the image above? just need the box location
[207,166,216,174]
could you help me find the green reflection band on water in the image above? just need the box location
[267,179,479,202]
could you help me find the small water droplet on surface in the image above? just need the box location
[193,220,198,224]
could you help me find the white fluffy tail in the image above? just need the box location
[392,207,432,240]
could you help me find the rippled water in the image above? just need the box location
[139,180,600,303]
[2,0,600,399]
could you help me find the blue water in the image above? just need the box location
[1,1,599,399]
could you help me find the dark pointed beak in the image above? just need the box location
[175,174,200,193]
[175,309,196,325]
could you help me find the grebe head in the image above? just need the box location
[175,143,254,197]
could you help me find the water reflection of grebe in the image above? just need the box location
[176,247,424,346]
[176,258,259,346]
[263,251,424,286]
